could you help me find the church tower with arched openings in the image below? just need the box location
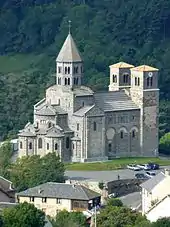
[56,24,83,88]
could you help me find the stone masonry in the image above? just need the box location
[18,32,159,162]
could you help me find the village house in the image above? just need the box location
[141,169,170,222]
[16,181,101,217]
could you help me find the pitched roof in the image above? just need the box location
[94,91,139,112]
[17,182,101,200]
[56,33,82,62]
[73,106,94,117]
[140,172,165,192]
[46,126,64,138]
[131,65,158,72]
[18,131,36,137]
[109,62,134,68]
[36,105,56,116]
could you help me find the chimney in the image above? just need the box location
[164,169,170,176]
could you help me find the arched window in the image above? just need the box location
[66,137,70,149]
[29,142,32,149]
[58,99,60,105]
[58,77,61,85]
[38,138,42,149]
[82,102,84,107]
[48,122,52,128]
[108,143,112,152]
[138,78,140,86]
[68,67,70,74]
[68,78,70,85]
[120,131,124,139]
[72,143,74,149]
[20,142,23,149]
[76,67,78,73]
[93,122,97,131]
[74,78,76,84]
[76,78,79,85]
[132,130,136,138]
[65,78,67,85]
[47,143,49,150]
[147,77,153,87]
[123,74,129,83]
[112,75,117,83]
[55,143,58,150]
[58,67,61,73]
[65,67,67,74]
[135,77,137,86]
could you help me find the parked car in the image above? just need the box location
[135,173,149,179]
[127,164,141,171]
[145,171,156,178]
[147,163,159,170]
[108,192,118,198]
[137,164,151,170]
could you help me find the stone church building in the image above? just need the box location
[18,31,159,162]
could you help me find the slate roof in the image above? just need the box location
[18,131,36,137]
[109,62,134,68]
[73,106,94,117]
[17,182,101,201]
[36,105,56,116]
[46,126,64,138]
[0,202,17,210]
[71,137,81,141]
[73,86,94,97]
[131,65,158,72]
[140,172,165,192]
[94,91,139,112]
[56,33,82,62]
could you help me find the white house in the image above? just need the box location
[141,169,170,221]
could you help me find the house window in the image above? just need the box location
[112,75,117,83]
[108,143,112,152]
[20,142,23,149]
[58,67,61,73]
[56,198,61,204]
[66,137,70,149]
[29,142,32,149]
[42,197,47,203]
[47,143,49,150]
[55,143,58,150]
[120,131,124,139]
[77,123,79,131]
[30,197,34,202]
[38,138,42,149]
[93,122,97,131]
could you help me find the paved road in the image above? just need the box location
[65,167,168,182]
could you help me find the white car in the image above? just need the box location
[127,164,141,171]
[145,171,156,178]
[137,164,151,170]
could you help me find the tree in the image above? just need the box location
[107,198,123,207]
[159,133,170,155]
[97,205,150,227]
[10,153,65,192]
[51,210,87,227]
[98,182,104,190]
[0,141,13,178]
[2,202,46,227]
[152,218,170,227]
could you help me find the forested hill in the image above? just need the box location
[0,0,170,139]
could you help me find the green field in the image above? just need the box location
[66,157,170,171]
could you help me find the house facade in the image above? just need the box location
[141,169,170,215]
[16,182,101,217]
[18,31,159,162]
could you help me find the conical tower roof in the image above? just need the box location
[56,33,82,62]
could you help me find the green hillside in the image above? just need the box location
[0,0,170,139]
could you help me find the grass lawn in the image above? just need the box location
[65,157,170,171]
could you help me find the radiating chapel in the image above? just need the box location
[18,30,159,162]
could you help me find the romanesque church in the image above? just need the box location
[18,31,159,162]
